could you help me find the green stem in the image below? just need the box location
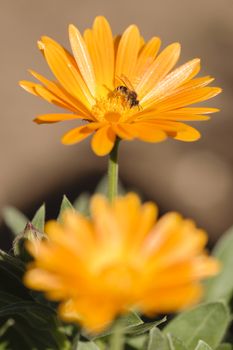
[108,138,120,202]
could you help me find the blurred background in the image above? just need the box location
[1,0,233,249]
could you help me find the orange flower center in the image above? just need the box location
[99,263,139,297]
[91,90,136,123]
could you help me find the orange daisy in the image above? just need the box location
[20,16,221,156]
[24,193,219,333]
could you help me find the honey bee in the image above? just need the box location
[114,75,141,109]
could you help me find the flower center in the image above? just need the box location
[91,90,135,123]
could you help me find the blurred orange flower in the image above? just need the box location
[24,193,219,332]
[20,17,221,156]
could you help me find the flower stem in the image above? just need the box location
[108,138,120,202]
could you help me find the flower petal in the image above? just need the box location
[20,81,81,112]
[115,25,141,83]
[90,195,121,249]
[141,284,202,314]
[130,122,167,142]
[35,85,75,110]
[141,58,200,108]
[59,297,118,333]
[41,36,94,107]
[154,121,201,141]
[69,24,96,97]
[176,76,215,92]
[29,70,90,116]
[34,113,89,124]
[84,17,114,95]
[111,123,137,140]
[137,43,181,98]
[19,80,37,95]
[155,87,222,112]
[174,123,201,141]
[134,37,161,86]
[134,109,211,122]
[91,125,116,156]
[62,122,102,145]
[176,107,220,114]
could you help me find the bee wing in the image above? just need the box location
[115,74,136,92]
[120,75,136,91]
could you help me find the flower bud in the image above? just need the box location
[13,222,47,262]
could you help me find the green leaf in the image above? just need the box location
[2,207,28,236]
[88,312,143,340]
[125,316,167,336]
[119,311,143,329]
[127,335,148,349]
[204,226,233,303]
[73,193,90,216]
[77,341,99,350]
[58,195,74,222]
[163,302,230,350]
[0,299,69,349]
[0,250,27,299]
[0,301,56,329]
[0,319,14,337]
[147,327,169,350]
[166,334,188,350]
[108,325,125,350]
[32,204,45,232]
[215,343,232,350]
[194,340,213,350]
[0,342,8,350]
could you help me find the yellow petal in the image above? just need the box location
[135,109,210,122]
[24,268,63,294]
[142,284,202,313]
[62,122,102,145]
[193,256,220,279]
[115,25,141,83]
[174,123,201,141]
[112,194,158,254]
[35,84,80,111]
[41,36,94,108]
[130,122,167,142]
[20,81,79,112]
[34,113,89,124]
[176,107,219,114]
[111,123,136,140]
[141,58,200,108]
[155,121,201,141]
[19,80,37,95]
[134,37,161,86]
[176,75,215,92]
[159,114,210,121]
[114,35,121,59]
[155,87,222,112]
[91,125,116,156]
[59,298,117,333]
[90,195,121,251]
[69,24,96,97]
[137,43,181,97]
[29,70,90,116]
[84,17,114,94]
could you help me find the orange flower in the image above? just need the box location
[24,193,219,332]
[19,17,221,156]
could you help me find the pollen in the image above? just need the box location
[92,91,134,123]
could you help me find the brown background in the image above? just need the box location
[1,0,233,243]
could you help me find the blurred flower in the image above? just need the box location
[20,17,221,156]
[24,193,219,332]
